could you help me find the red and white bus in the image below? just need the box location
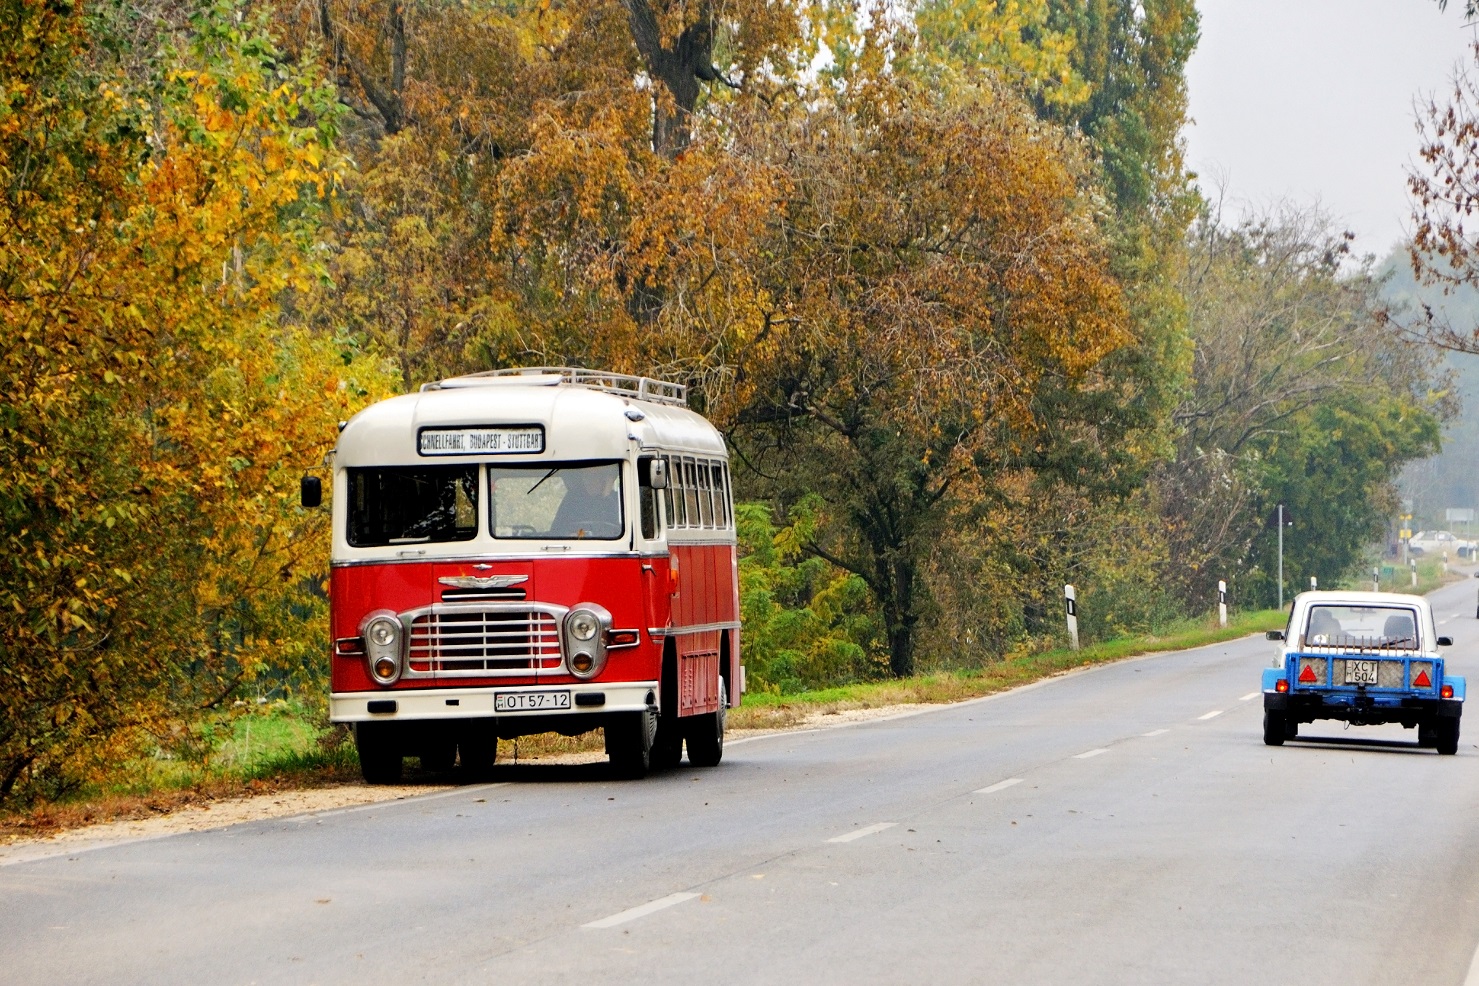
[302,368,741,781]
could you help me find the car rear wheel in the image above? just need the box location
[1263,710,1287,746]
[1437,717,1460,756]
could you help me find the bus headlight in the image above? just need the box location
[361,611,404,686]
[565,604,611,679]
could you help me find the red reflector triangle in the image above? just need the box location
[1298,665,1318,683]
[1414,669,1432,688]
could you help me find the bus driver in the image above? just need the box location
[550,465,622,539]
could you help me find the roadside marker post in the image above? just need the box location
[1373,566,1380,592]
[1064,584,1079,652]
[1218,580,1227,628]
[1411,558,1418,588]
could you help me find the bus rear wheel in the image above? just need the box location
[686,679,726,768]
[355,722,404,784]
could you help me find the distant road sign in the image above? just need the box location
[1447,508,1475,523]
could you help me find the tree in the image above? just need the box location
[1167,207,1445,605]
[1409,41,1479,352]
[727,49,1135,677]
[0,0,393,806]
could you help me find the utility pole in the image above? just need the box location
[1277,504,1285,611]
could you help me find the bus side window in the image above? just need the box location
[661,455,677,529]
[639,459,661,540]
[683,458,700,527]
[698,459,714,527]
[718,462,732,529]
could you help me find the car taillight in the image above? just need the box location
[1442,684,1455,699]
[1275,679,1289,694]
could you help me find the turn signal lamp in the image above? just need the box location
[1442,684,1455,699]
[373,656,397,679]
[570,652,596,674]
[1275,679,1289,694]
[668,558,680,594]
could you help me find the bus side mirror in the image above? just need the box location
[640,458,668,490]
[1266,630,1285,641]
[300,475,322,508]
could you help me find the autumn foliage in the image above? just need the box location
[0,0,393,803]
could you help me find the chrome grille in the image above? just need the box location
[404,605,564,677]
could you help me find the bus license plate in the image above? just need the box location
[496,691,571,712]
[1344,660,1379,686]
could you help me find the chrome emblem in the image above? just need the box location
[438,575,530,589]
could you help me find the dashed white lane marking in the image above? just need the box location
[1142,728,1169,737]
[1198,710,1224,720]
[583,892,700,929]
[827,822,898,843]
[1073,748,1109,760]
[1239,692,1260,701]
[974,778,1024,795]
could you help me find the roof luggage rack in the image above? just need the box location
[422,367,687,407]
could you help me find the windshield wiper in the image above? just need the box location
[527,467,559,494]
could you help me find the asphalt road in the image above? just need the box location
[7,578,1479,986]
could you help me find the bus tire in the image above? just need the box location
[355,722,404,784]
[1437,717,1460,756]
[457,721,499,780]
[651,720,683,771]
[606,710,655,779]
[685,679,727,768]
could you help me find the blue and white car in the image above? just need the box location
[1263,590,1464,754]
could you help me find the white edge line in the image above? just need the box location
[1198,710,1224,720]
[974,778,1024,795]
[1239,692,1260,701]
[827,822,898,843]
[1142,728,1169,737]
[1073,748,1109,760]
[1465,935,1479,986]
[583,892,700,929]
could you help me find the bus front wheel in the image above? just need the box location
[355,722,404,784]
[606,710,656,779]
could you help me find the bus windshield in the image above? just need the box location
[489,462,624,539]
[347,467,478,547]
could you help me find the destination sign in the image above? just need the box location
[418,426,544,456]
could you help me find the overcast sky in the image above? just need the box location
[1185,0,1479,260]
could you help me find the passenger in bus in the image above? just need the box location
[551,466,623,538]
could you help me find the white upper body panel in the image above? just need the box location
[336,374,726,467]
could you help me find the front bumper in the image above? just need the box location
[331,681,658,723]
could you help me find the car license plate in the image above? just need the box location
[495,690,571,712]
[1344,660,1379,686]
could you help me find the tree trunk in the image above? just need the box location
[621,1,715,158]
